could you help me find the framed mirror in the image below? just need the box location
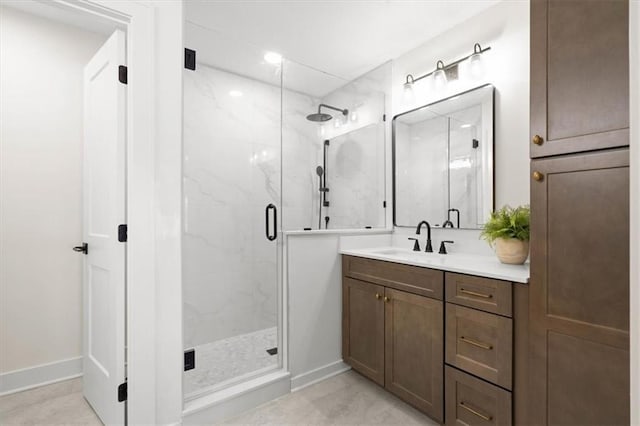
[393,84,494,229]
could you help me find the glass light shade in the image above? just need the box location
[403,82,415,103]
[433,69,447,89]
[469,53,484,78]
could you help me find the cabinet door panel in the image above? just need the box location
[529,149,629,425]
[342,277,385,385]
[530,0,629,158]
[384,288,443,422]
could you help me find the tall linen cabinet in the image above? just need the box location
[528,1,630,425]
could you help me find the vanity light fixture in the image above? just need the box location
[402,43,491,89]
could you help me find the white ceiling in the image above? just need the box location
[185,0,501,82]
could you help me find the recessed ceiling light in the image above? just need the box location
[229,90,243,97]
[264,51,282,65]
[461,124,472,128]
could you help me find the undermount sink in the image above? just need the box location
[368,247,442,258]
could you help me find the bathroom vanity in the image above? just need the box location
[340,248,529,425]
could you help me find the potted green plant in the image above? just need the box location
[480,205,530,264]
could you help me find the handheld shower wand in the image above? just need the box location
[316,166,324,229]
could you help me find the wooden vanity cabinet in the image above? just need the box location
[342,256,444,423]
[342,256,529,425]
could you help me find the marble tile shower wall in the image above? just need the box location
[312,62,390,229]
[183,61,390,347]
[183,64,315,348]
[281,87,323,231]
[325,123,385,229]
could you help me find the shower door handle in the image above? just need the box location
[265,204,277,241]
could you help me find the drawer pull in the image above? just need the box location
[460,401,493,421]
[460,288,493,299]
[460,336,493,350]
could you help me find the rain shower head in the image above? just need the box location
[306,103,348,122]
[307,112,333,122]
[316,166,324,176]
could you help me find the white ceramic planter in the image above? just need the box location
[494,238,529,264]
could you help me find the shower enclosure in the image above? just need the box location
[182,22,283,399]
[182,19,390,404]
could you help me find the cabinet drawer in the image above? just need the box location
[446,272,512,317]
[446,304,513,389]
[445,366,512,426]
[343,255,443,300]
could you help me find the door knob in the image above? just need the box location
[532,135,544,145]
[73,243,88,255]
[532,171,544,181]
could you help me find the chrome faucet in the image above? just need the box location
[415,221,433,253]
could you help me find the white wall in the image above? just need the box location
[0,5,106,377]
[392,0,530,210]
[287,231,391,389]
[629,0,639,422]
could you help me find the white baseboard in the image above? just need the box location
[182,370,291,424]
[0,356,83,396]
[290,360,351,392]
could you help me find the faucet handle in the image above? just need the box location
[439,240,454,254]
[408,237,420,252]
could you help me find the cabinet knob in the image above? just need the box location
[384,296,391,302]
[533,134,544,145]
[533,171,544,181]
[375,293,381,300]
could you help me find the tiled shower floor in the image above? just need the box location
[184,327,278,398]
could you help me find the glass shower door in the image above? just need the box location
[182,22,282,399]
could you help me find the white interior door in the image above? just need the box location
[82,29,126,425]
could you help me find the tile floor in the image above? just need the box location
[0,378,101,425]
[0,370,438,425]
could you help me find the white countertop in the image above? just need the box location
[339,246,529,283]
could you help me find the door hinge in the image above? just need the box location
[117,382,127,402]
[118,224,127,243]
[383,114,386,121]
[185,48,196,70]
[383,201,387,208]
[118,65,128,84]
[184,349,195,371]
